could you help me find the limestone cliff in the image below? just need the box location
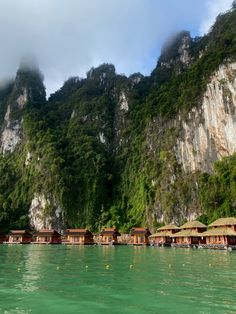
[0,65,46,154]
[175,62,236,173]
[0,4,235,231]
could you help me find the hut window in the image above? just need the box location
[140,236,144,243]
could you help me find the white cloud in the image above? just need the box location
[200,0,232,35]
[0,0,233,95]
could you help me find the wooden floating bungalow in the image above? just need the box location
[3,217,236,250]
[35,229,61,244]
[201,217,236,248]
[131,228,151,245]
[9,230,32,244]
[171,221,207,247]
[64,229,94,245]
[149,224,180,246]
[99,228,121,245]
[0,232,7,243]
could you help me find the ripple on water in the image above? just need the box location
[0,246,236,314]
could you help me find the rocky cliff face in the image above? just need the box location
[29,193,63,231]
[0,5,235,231]
[176,62,236,173]
[0,87,28,154]
[0,66,46,155]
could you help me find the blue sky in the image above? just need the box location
[0,0,233,95]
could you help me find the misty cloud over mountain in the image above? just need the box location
[0,0,232,95]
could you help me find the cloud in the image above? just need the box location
[199,0,232,35]
[0,0,233,95]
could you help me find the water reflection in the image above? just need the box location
[0,245,236,313]
[14,246,43,292]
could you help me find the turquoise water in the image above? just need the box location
[0,246,236,314]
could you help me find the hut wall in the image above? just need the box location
[84,235,94,244]
[206,236,227,245]
[22,236,32,244]
[101,235,117,244]
[176,237,191,244]
[191,237,199,244]
[153,236,165,244]
[153,236,171,244]
[227,236,236,245]
[37,236,52,243]
[133,235,149,245]
[199,237,206,244]
[51,235,61,243]
[9,236,21,243]
[10,235,32,244]
[68,235,84,243]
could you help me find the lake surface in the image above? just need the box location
[0,245,236,314]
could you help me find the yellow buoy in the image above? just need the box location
[105,264,110,269]
[129,264,133,269]
[85,265,89,269]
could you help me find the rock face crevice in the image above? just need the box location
[175,62,236,173]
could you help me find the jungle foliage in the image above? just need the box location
[0,5,236,232]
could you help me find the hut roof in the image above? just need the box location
[100,228,121,236]
[10,230,32,236]
[36,229,61,236]
[149,231,173,238]
[65,229,93,236]
[171,229,203,237]
[180,221,207,229]
[209,217,236,227]
[157,224,180,231]
[202,227,236,237]
[131,228,151,236]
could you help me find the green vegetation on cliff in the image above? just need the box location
[0,4,236,232]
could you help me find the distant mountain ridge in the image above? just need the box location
[0,3,236,232]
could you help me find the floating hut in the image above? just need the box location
[202,217,236,247]
[149,224,180,246]
[171,221,207,247]
[99,228,121,245]
[131,228,151,245]
[0,232,7,243]
[8,230,32,244]
[35,229,61,244]
[64,229,94,245]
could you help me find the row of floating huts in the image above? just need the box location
[150,217,236,249]
[0,228,150,246]
[1,217,236,249]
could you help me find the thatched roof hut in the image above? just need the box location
[202,228,236,237]
[202,217,236,245]
[150,224,180,241]
[209,217,236,227]
[171,220,207,245]
[156,224,180,231]
[180,221,207,229]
